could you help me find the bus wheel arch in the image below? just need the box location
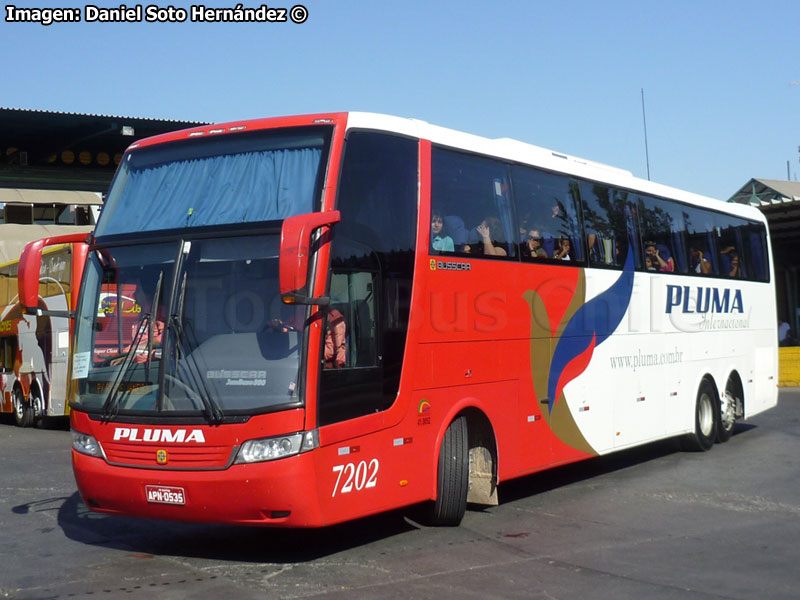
[718,370,744,443]
[12,385,34,428]
[462,407,498,507]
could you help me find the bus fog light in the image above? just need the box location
[72,430,103,458]
[235,432,305,464]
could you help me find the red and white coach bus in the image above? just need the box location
[0,191,100,427]
[20,113,778,527]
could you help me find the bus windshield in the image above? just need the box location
[71,235,306,417]
[95,126,331,237]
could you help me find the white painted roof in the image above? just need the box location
[345,111,766,225]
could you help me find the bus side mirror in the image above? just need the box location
[19,233,90,317]
[280,211,341,305]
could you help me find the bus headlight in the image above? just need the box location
[234,430,318,464]
[72,430,103,458]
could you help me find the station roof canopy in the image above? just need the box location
[0,107,205,192]
[729,178,800,243]
[0,188,102,205]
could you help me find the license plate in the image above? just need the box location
[145,485,186,505]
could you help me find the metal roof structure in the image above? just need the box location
[0,107,206,192]
[730,177,800,339]
[729,178,800,243]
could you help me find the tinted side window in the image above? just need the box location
[513,166,583,262]
[580,183,638,269]
[431,148,516,259]
[740,221,769,282]
[683,207,717,275]
[711,212,748,279]
[320,131,418,426]
[638,195,686,273]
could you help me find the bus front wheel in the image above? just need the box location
[13,388,34,428]
[429,415,469,526]
[684,379,716,451]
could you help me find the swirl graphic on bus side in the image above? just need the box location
[524,250,635,454]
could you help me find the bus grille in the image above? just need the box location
[102,443,235,470]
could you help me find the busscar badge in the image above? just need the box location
[156,449,168,465]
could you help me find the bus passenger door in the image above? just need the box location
[313,131,418,521]
[318,269,382,425]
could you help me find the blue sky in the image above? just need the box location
[3,0,798,200]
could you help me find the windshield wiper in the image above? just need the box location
[145,271,164,376]
[102,313,150,419]
[170,315,224,423]
[168,273,224,424]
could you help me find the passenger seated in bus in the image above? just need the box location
[521,229,547,259]
[644,241,675,272]
[690,247,712,274]
[430,212,454,252]
[727,252,742,278]
[552,237,573,260]
[645,256,657,271]
[443,215,469,252]
[464,217,507,256]
[719,245,740,277]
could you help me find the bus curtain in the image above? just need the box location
[101,147,322,235]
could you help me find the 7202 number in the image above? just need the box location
[332,459,379,497]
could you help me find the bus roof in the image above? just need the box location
[121,111,767,225]
[345,112,765,225]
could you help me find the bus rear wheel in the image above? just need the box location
[684,379,716,451]
[429,415,469,526]
[13,388,34,428]
[717,378,740,444]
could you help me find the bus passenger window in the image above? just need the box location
[637,195,687,274]
[512,166,583,263]
[740,221,769,281]
[684,206,718,276]
[713,212,749,279]
[431,148,516,260]
[580,183,635,268]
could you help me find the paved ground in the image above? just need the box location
[1,389,799,600]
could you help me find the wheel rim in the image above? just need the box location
[721,392,736,431]
[13,392,23,421]
[698,392,714,437]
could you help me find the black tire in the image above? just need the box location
[13,388,34,428]
[430,416,469,526]
[683,379,716,451]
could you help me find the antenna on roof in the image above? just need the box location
[641,88,651,181]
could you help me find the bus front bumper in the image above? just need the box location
[72,449,325,527]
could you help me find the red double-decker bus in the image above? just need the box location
[20,113,778,527]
